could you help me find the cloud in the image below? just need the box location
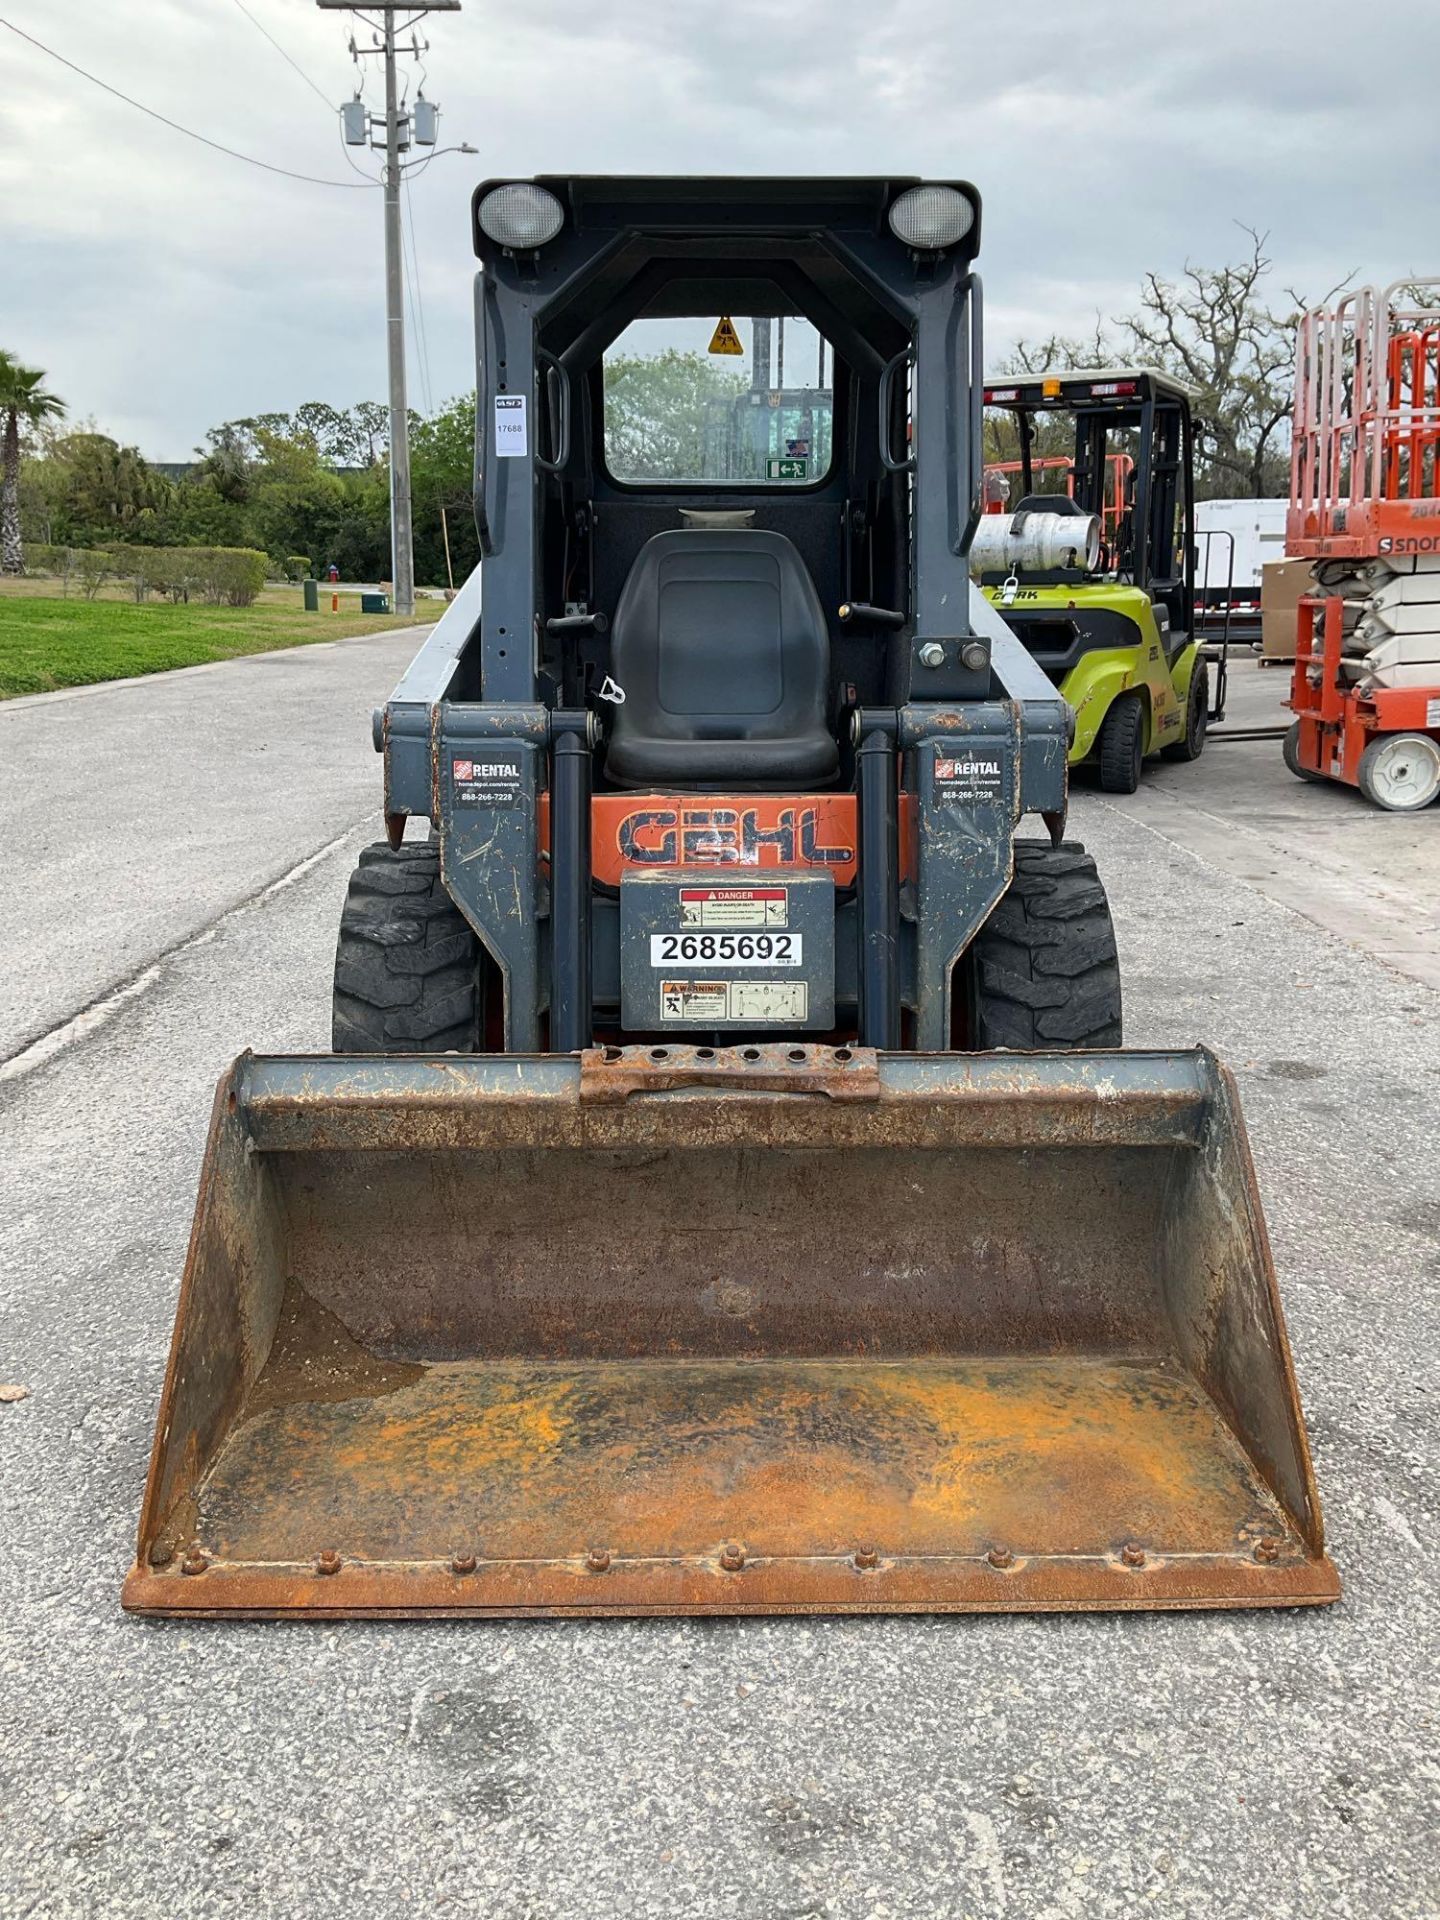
[4,0,1438,455]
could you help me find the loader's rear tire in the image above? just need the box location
[332,840,483,1052]
[962,841,1122,1049]
[1097,692,1145,793]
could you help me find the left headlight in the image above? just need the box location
[477,182,565,250]
[888,184,975,251]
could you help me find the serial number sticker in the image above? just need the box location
[660,981,809,1022]
[494,394,528,458]
[679,887,788,929]
[650,932,801,967]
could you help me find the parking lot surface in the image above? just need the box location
[1,642,1436,1919]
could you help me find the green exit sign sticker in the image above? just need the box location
[766,457,808,480]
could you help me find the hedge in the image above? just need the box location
[21,543,269,607]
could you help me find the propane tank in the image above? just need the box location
[969,510,1101,576]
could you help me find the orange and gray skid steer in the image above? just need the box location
[124,177,1338,1620]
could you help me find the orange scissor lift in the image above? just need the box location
[1287,283,1440,810]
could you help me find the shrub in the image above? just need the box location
[198,547,268,607]
[285,554,312,581]
[76,549,114,599]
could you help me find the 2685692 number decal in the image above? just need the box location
[649,933,802,967]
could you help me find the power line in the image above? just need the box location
[227,0,336,112]
[403,169,434,413]
[0,15,374,190]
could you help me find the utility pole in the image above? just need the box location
[318,0,463,618]
[379,9,412,612]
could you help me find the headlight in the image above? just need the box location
[477,182,564,250]
[888,185,975,251]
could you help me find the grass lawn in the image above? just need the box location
[0,578,434,700]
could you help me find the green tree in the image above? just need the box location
[0,353,67,573]
[603,350,746,480]
[196,422,257,504]
[48,432,169,544]
[410,393,478,587]
[246,424,347,565]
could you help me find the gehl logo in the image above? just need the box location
[618,806,854,867]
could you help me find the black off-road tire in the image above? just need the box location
[1097,692,1145,793]
[332,840,482,1052]
[1162,660,1209,762]
[962,841,1123,1049]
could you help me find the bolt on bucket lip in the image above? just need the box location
[124,1047,1339,1620]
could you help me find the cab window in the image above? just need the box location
[603,315,834,485]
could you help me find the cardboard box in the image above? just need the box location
[1260,557,1313,662]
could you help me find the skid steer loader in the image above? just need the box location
[124,178,1337,1619]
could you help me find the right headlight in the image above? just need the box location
[888,185,976,251]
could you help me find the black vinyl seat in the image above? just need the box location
[603,529,840,788]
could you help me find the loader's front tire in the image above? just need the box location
[332,840,483,1052]
[961,841,1122,1049]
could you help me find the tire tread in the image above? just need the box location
[332,840,480,1052]
[965,840,1122,1049]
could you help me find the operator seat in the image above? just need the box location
[603,528,840,787]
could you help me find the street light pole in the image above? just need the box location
[379,11,413,616]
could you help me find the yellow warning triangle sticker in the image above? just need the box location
[708,315,744,356]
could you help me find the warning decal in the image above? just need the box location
[934,754,1005,806]
[660,980,808,1022]
[708,315,744,356]
[679,887,788,929]
[661,981,728,1022]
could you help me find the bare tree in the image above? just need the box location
[1001,231,1344,499]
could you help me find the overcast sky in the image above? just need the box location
[4,0,1439,458]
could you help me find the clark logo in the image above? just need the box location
[618,806,853,867]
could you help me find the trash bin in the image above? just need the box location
[303,579,319,613]
[360,592,390,614]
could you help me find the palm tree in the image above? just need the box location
[0,353,67,574]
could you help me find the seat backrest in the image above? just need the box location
[604,529,837,785]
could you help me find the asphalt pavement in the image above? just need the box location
[1,642,1436,1920]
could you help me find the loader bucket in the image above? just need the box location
[124,1045,1338,1618]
